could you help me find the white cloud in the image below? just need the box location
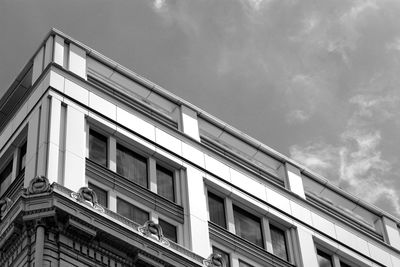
[153,0,166,11]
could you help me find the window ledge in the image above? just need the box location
[86,158,184,224]
[208,222,295,267]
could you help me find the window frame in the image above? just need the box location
[88,182,108,208]
[206,189,294,264]
[316,246,361,267]
[0,159,13,198]
[88,128,109,168]
[116,196,150,225]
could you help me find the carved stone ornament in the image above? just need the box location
[138,220,170,246]
[203,253,225,267]
[27,176,52,195]
[71,187,104,212]
[0,197,12,218]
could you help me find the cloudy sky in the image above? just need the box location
[1,0,400,218]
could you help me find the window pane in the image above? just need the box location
[117,144,148,188]
[239,260,254,267]
[89,130,108,167]
[117,198,149,225]
[88,183,108,207]
[233,205,263,247]
[208,192,226,228]
[156,165,174,202]
[270,224,288,261]
[212,247,230,267]
[159,219,177,243]
[340,261,352,267]
[0,160,13,197]
[19,141,27,173]
[317,250,333,267]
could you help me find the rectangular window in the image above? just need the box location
[270,224,288,261]
[159,219,177,243]
[233,205,263,248]
[88,183,108,207]
[212,247,230,267]
[239,260,254,267]
[317,250,333,267]
[19,141,27,174]
[156,165,174,202]
[89,129,108,167]
[117,144,148,188]
[208,192,226,228]
[117,198,149,225]
[0,160,13,197]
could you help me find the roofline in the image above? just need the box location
[3,28,400,224]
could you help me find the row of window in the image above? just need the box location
[317,249,353,267]
[208,191,289,261]
[88,129,179,243]
[89,129,175,202]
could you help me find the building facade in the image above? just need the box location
[0,29,400,267]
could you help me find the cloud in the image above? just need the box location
[153,0,166,11]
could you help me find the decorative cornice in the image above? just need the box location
[26,176,52,195]
[71,186,105,212]
[138,220,170,247]
[203,253,225,267]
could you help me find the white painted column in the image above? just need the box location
[382,217,400,250]
[53,35,65,67]
[180,105,200,141]
[63,105,86,192]
[296,228,319,267]
[108,136,117,172]
[149,157,157,193]
[109,190,117,212]
[185,165,211,257]
[35,97,50,178]
[46,97,62,184]
[69,43,87,79]
[285,163,305,198]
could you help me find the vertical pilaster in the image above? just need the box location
[32,46,44,84]
[53,35,65,66]
[108,136,117,172]
[296,228,319,267]
[34,224,45,267]
[63,105,86,192]
[69,43,87,79]
[285,163,305,198]
[25,107,41,187]
[44,35,54,68]
[185,166,210,257]
[149,158,157,193]
[46,97,62,184]
[36,97,50,178]
[180,105,200,141]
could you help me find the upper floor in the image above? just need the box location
[1,29,400,267]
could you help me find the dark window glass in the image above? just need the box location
[117,144,148,188]
[19,141,27,173]
[239,260,254,267]
[89,130,108,167]
[208,192,226,228]
[159,219,177,243]
[317,250,333,267]
[156,165,174,202]
[233,205,263,247]
[117,198,149,225]
[212,247,230,267]
[340,261,353,267]
[0,160,13,197]
[270,224,288,261]
[88,183,108,207]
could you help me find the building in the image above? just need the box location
[0,29,400,267]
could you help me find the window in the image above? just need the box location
[19,141,27,174]
[212,247,230,267]
[89,130,108,167]
[233,205,263,248]
[89,183,108,207]
[159,219,177,243]
[270,224,288,261]
[317,249,356,267]
[208,192,226,228]
[156,165,175,202]
[117,144,148,188]
[239,260,254,267]
[0,160,13,197]
[117,198,149,225]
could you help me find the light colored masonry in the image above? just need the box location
[0,29,399,267]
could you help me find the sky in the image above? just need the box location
[1,0,400,218]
